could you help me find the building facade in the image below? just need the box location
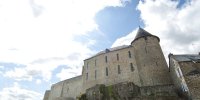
[169,54,200,100]
[82,45,140,92]
[44,28,200,100]
[47,76,82,100]
[82,28,172,92]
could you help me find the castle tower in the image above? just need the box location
[131,28,172,86]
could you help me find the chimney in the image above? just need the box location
[105,49,110,53]
[168,53,173,58]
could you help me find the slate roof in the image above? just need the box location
[171,54,200,63]
[85,45,131,60]
[131,28,160,44]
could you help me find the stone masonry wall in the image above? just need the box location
[49,81,64,100]
[47,76,83,100]
[43,90,50,100]
[179,62,200,100]
[62,75,83,99]
[132,36,172,87]
[82,46,141,92]
[82,82,178,100]
[169,59,184,95]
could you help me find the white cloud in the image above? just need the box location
[112,0,200,60]
[0,0,127,82]
[56,65,82,81]
[36,79,42,84]
[138,0,200,55]
[0,66,3,75]
[0,82,42,100]
[4,67,33,81]
[3,51,90,81]
[0,66,4,69]
[112,29,138,47]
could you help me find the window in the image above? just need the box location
[95,59,96,66]
[87,62,89,69]
[117,54,119,61]
[106,67,108,76]
[130,63,134,72]
[95,70,97,79]
[118,65,121,74]
[86,73,88,80]
[105,56,107,63]
[128,51,131,58]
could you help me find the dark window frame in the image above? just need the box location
[128,51,131,58]
[106,67,108,76]
[86,73,88,80]
[117,53,119,61]
[118,65,121,74]
[130,63,134,72]
[95,70,97,79]
[95,59,97,66]
[105,56,108,63]
[87,62,89,69]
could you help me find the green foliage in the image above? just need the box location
[107,86,113,96]
[107,85,118,100]
[78,93,87,100]
[99,85,108,100]
[99,85,105,94]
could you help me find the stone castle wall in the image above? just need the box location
[47,76,82,100]
[132,36,172,87]
[62,76,83,99]
[82,82,178,100]
[48,81,64,100]
[82,46,141,92]
[178,62,200,100]
[82,35,172,92]
[43,28,179,100]
[43,90,50,100]
[169,55,200,99]
[169,58,183,93]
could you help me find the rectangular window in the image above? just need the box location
[106,67,108,76]
[128,51,131,58]
[105,56,107,63]
[118,65,121,74]
[130,63,134,72]
[95,70,97,79]
[87,62,89,69]
[117,54,119,61]
[95,59,96,66]
[86,73,88,80]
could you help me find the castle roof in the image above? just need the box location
[84,45,131,61]
[131,28,160,44]
[170,54,200,63]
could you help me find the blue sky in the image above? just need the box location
[0,0,200,100]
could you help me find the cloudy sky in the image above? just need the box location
[0,0,200,99]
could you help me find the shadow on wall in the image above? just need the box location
[53,97,74,100]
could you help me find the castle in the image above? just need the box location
[43,28,200,100]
